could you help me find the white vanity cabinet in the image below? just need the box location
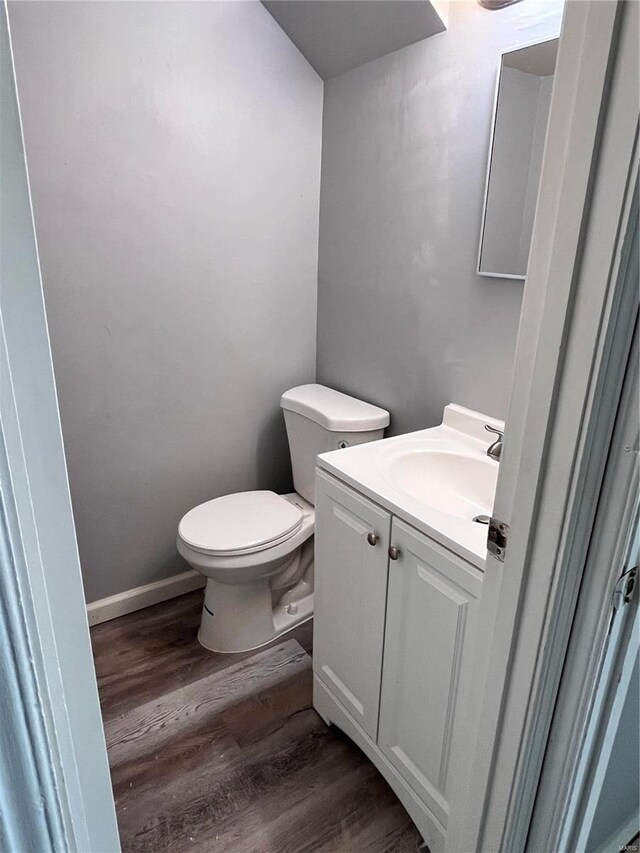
[313,469,484,853]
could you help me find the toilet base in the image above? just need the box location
[197,576,314,654]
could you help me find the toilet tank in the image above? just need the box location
[280,384,390,505]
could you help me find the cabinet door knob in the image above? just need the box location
[388,545,400,561]
[367,532,379,546]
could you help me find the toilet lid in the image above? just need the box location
[178,491,303,555]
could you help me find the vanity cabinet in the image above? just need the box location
[313,469,483,853]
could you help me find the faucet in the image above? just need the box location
[485,424,504,462]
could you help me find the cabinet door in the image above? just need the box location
[313,470,391,740]
[378,518,483,831]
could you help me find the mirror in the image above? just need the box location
[478,37,559,280]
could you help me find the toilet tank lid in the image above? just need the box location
[281,384,390,432]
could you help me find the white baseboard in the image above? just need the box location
[87,570,206,627]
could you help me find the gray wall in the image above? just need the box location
[9,1,323,603]
[316,0,564,435]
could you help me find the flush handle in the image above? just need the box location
[367,532,379,546]
[388,545,401,561]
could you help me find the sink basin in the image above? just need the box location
[317,404,505,568]
[382,449,498,521]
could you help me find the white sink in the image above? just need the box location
[382,449,498,521]
[317,404,504,569]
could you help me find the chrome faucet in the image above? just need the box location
[485,424,504,462]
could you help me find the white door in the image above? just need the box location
[447,3,639,850]
[378,518,483,831]
[313,470,391,740]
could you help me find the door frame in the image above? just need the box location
[0,3,120,850]
[527,242,639,853]
[567,605,639,853]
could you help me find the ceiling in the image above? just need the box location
[262,1,447,80]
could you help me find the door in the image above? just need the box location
[527,322,639,852]
[558,517,640,852]
[447,3,639,850]
[313,470,391,739]
[378,518,483,831]
[578,626,639,853]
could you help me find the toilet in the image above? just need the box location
[177,384,390,653]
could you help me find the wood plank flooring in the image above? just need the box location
[91,591,423,853]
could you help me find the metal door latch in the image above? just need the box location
[487,517,509,562]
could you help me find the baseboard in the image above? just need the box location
[87,570,206,626]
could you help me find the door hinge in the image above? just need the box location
[487,517,509,562]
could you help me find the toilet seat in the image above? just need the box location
[178,490,303,557]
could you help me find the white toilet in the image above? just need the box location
[177,384,389,653]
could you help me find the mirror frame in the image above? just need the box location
[477,34,560,281]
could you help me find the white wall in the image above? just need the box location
[9,0,323,603]
[316,0,564,434]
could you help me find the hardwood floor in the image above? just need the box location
[91,591,423,853]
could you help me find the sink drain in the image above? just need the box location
[473,514,491,524]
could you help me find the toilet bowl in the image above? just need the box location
[177,384,390,653]
[177,491,315,652]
